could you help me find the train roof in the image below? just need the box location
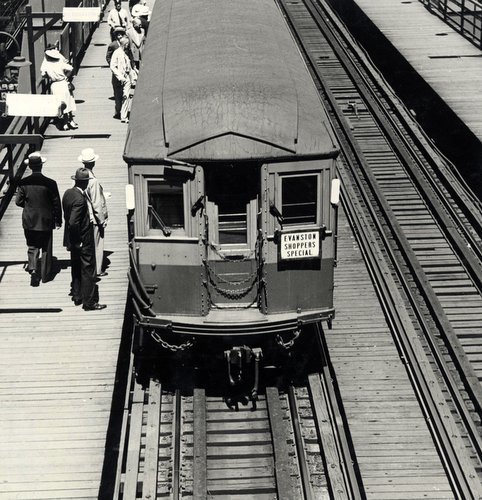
[124,0,339,163]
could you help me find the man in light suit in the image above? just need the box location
[78,148,108,276]
[15,152,62,286]
[62,167,106,311]
[110,36,135,123]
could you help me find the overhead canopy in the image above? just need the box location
[124,0,339,163]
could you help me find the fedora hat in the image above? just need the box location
[71,167,91,181]
[45,48,62,60]
[24,152,46,167]
[78,148,99,164]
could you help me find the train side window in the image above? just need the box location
[147,179,186,235]
[281,174,319,226]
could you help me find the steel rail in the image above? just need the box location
[172,389,182,500]
[287,386,314,500]
[306,0,482,286]
[340,174,482,498]
[279,0,482,423]
[279,0,482,494]
[310,327,365,500]
[322,0,482,240]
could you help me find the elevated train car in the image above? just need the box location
[124,0,341,378]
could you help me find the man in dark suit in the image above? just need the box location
[62,167,106,311]
[15,152,62,286]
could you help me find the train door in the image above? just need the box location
[204,164,261,309]
[260,160,336,315]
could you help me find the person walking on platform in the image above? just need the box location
[110,37,136,123]
[78,148,108,277]
[126,18,145,70]
[63,168,106,311]
[107,1,130,41]
[15,152,62,287]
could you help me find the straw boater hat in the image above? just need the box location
[71,167,91,181]
[78,148,99,164]
[113,26,126,34]
[24,152,46,168]
[45,48,62,60]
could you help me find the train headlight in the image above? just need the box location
[330,179,340,207]
[125,184,135,211]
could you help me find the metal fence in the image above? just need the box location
[419,0,482,49]
[0,0,107,219]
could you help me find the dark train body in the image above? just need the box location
[124,0,340,364]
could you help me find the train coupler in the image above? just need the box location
[224,346,263,401]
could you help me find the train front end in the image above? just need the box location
[123,0,341,386]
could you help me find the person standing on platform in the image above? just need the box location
[126,18,145,70]
[106,26,126,66]
[62,168,106,311]
[15,152,62,287]
[78,148,108,277]
[107,1,130,41]
[40,47,78,131]
[110,36,135,123]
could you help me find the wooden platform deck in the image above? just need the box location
[0,6,131,499]
[328,211,454,497]
[344,0,482,142]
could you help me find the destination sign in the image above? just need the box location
[279,230,320,260]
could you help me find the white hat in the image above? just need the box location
[78,148,99,163]
[45,48,62,60]
[24,152,46,167]
[138,5,150,15]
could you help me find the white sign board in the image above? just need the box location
[63,7,101,22]
[5,94,63,117]
[279,230,320,260]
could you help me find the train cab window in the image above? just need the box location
[205,165,259,247]
[281,174,318,226]
[147,179,185,235]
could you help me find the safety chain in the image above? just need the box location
[203,284,258,309]
[150,330,194,352]
[203,259,258,286]
[204,273,257,300]
[276,329,301,350]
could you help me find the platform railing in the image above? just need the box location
[419,0,482,49]
[0,0,108,220]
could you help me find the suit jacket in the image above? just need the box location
[15,173,62,231]
[106,40,120,65]
[86,172,108,225]
[62,187,92,250]
[110,47,132,82]
[126,27,145,62]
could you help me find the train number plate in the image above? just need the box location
[278,229,321,260]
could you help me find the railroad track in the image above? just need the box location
[113,332,363,499]
[279,0,482,487]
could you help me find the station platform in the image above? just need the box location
[334,0,482,144]
[0,4,131,498]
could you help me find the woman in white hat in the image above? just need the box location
[40,47,78,131]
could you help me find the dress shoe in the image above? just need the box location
[69,120,79,129]
[97,271,108,277]
[113,114,120,119]
[72,298,82,306]
[30,272,40,287]
[83,303,107,311]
